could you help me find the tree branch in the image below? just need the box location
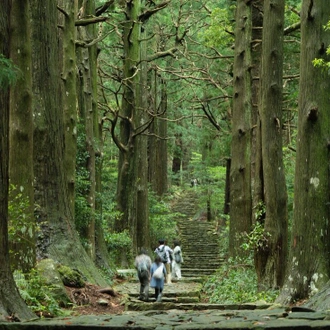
[57,5,69,18]
[284,22,300,35]
[139,1,170,22]
[95,1,115,16]
[75,16,107,26]
[146,48,178,62]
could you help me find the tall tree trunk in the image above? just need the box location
[256,0,287,290]
[75,0,111,273]
[78,0,97,261]
[229,0,253,257]
[0,0,35,320]
[136,24,150,250]
[251,0,264,225]
[9,0,35,272]
[148,71,168,197]
[31,0,107,286]
[115,0,142,253]
[278,0,330,303]
[60,0,78,220]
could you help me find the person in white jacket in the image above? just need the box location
[172,240,183,280]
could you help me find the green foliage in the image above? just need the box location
[283,146,295,229]
[100,156,120,228]
[0,54,19,89]
[14,270,64,317]
[241,221,271,252]
[104,229,132,249]
[149,188,178,248]
[75,123,94,238]
[189,156,227,221]
[312,57,330,73]
[218,215,230,258]
[200,6,235,49]
[254,201,266,222]
[312,20,330,73]
[8,184,33,261]
[104,230,133,267]
[202,257,278,304]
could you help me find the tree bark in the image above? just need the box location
[251,0,264,226]
[278,0,330,303]
[148,71,168,197]
[0,0,35,320]
[136,24,150,250]
[115,0,145,254]
[9,0,35,272]
[256,0,287,290]
[31,0,107,286]
[229,0,253,258]
[60,0,78,221]
[76,0,98,261]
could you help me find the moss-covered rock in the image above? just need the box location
[57,265,85,288]
[36,259,72,307]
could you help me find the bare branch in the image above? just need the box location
[57,5,69,18]
[139,1,170,22]
[146,48,178,62]
[284,22,300,35]
[95,1,115,16]
[75,16,107,26]
[76,28,114,48]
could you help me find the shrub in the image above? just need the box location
[201,257,278,304]
[14,269,64,317]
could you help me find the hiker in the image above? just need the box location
[172,240,183,280]
[134,248,152,301]
[191,178,198,187]
[150,255,166,302]
[155,239,173,284]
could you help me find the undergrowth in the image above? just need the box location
[14,269,65,317]
[201,256,279,304]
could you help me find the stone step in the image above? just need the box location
[182,268,219,277]
[127,289,201,299]
[128,296,200,304]
[125,301,272,311]
[182,258,222,263]
[182,261,222,266]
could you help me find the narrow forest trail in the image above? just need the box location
[115,188,225,312]
[170,188,223,277]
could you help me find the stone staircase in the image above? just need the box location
[170,189,223,277]
[177,219,223,277]
[124,279,202,311]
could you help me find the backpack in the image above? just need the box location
[157,246,168,263]
[174,251,182,263]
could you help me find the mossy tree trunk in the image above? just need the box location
[256,0,287,290]
[75,0,101,261]
[251,0,264,227]
[0,0,36,320]
[135,25,150,250]
[148,69,168,197]
[229,0,253,258]
[31,0,107,286]
[115,0,143,253]
[278,0,330,303]
[59,0,78,220]
[9,0,35,272]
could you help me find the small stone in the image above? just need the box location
[97,298,109,306]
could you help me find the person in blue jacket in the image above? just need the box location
[150,255,166,302]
